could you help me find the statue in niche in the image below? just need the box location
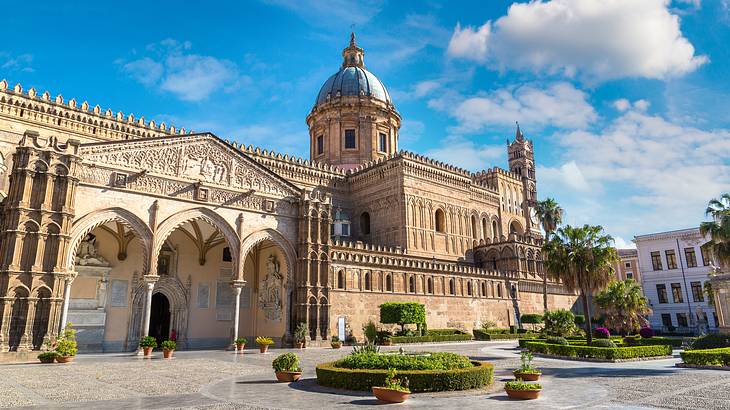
[258,254,283,321]
[75,233,110,266]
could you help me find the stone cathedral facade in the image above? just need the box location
[0,34,576,355]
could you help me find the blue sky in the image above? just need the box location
[2,0,729,247]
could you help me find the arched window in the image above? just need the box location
[364,272,371,290]
[435,209,446,233]
[471,215,477,239]
[427,277,433,294]
[492,221,499,240]
[360,212,371,235]
[467,281,473,296]
[449,278,455,295]
[386,274,392,292]
[482,218,488,240]
[409,276,415,293]
[481,282,487,297]
[337,270,344,289]
[497,283,503,298]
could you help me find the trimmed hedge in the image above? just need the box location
[680,348,730,367]
[519,336,681,349]
[524,341,672,360]
[334,352,472,371]
[380,302,426,328]
[316,360,494,392]
[428,329,469,336]
[389,333,472,344]
[474,329,539,341]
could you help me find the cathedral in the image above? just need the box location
[0,34,576,355]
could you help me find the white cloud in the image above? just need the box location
[447,0,707,82]
[539,161,592,192]
[613,98,631,112]
[433,82,597,133]
[613,236,636,249]
[424,136,503,171]
[633,99,650,111]
[0,53,33,73]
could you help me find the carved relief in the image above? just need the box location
[258,254,283,321]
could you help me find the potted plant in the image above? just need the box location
[256,336,274,353]
[55,323,78,363]
[372,368,410,403]
[513,351,541,381]
[294,322,308,348]
[139,336,157,357]
[234,337,247,351]
[272,352,302,382]
[330,336,342,349]
[161,340,176,359]
[37,351,58,364]
[505,379,542,400]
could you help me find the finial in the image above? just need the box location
[515,121,524,141]
[350,31,356,47]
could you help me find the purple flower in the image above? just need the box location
[594,327,610,338]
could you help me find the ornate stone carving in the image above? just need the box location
[258,254,283,321]
[75,233,110,267]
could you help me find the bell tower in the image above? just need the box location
[508,123,540,235]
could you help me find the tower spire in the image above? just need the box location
[350,32,357,47]
[342,32,365,68]
[515,121,524,141]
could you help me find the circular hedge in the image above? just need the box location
[315,360,493,392]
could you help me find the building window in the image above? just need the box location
[360,212,371,235]
[684,247,697,268]
[624,261,631,268]
[626,271,633,280]
[449,279,455,295]
[341,222,350,237]
[714,312,719,327]
[671,283,683,303]
[386,274,392,292]
[665,250,677,269]
[364,272,371,291]
[691,281,704,302]
[701,246,711,266]
[316,135,324,155]
[222,247,232,262]
[497,283,503,298]
[435,209,446,233]
[651,251,663,271]
[378,133,387,152]
[698,310,709,326]
[409,276,415,293]
[676,313,688,328]
[661,313,673,328]
[427,278,433,294]
[344,129,356,149]
[337,271,344,289]
[467,281,473,296]
[492,221,498,239]
[656,284,668,304]
[481,282,487,297]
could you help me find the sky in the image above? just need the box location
[1,0,729,248]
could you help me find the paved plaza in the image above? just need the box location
[0,341,727,409]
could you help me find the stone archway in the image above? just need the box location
[127,274,189,351]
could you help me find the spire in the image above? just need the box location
[350,32,357,47]
[342,32,365,68]
[515,121,524,141]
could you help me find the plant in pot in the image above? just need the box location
[505,379,542,400]
[372,368,410,403]
[139,336,157,357]
[37,351,58,364]
[161,340,176,359]
[256,336,274,353]
[272,352,302,382]
[294,322,308,348]
[330,336,342,349]
[55,323,78,363]
[234,337,247,351]
[513,351,542,381]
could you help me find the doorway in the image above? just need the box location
[149,292,171,346]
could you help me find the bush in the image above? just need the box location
[690,334,730,350]
[139,336,157,349]
[56,324,78,357]
[574,315,585,325]
[505,380,542,390]
[380,302,426,332]
[593,327,611,339]
[592,339,617,348]
[546,336,568,345]
[639,336,682,348]
[161,340,176,350]
[272,353,301,372]
[294,322,308,342]
[473,329,538,341]
[38,351,58,361]
[388,334,472,344]
[316,360,493,392]
[335,352,473,371]
[543,310,576,337]
[256,336,274,346]
[639,327,655,338]
[428,329,468,335]
[521,314,544,324]
[623,335,641,346]
[363,320,378,344]
[524,341,671,360]
[352,344,380,354]
[680,348,730,367]
[480,320,497,332]
[235,337,247,345]
[376,330,393,344]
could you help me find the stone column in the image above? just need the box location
[0,299,13,351]
[17,298,37,352]
[231,280,246,348]
[59,272,77,334]
[141,275,158,338]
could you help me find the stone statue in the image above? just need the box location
[75,233,110,266]
[258,254,283,321]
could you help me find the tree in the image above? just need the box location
[534,198,564,312]
[700,193,730,270]
[542,224,617,344]
[542,310,576,337]
[379,302,426,333]
[595,279,651,335]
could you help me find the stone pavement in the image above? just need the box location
[0,341,727,409]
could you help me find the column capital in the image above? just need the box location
[143,275,159,290]
[231,279,247,289]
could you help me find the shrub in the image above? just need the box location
[316,360,493,392]
[690,334,730,350]
[336,351,473,371]
[161,340,176,350]
[481,320,497,332]
[428,329,468,335]
[382,368,410,393]
[524,341,671,360]
[352,344,380,354]
[515,351,541,374]
[521,314,543,324]
[363,320,378,344]
[623,335,641,346]
[294,322,308,342]
[545,336,568,345]
[574,315,586,325]
[505,380,542,390]
[256,336,274,346]
[235,337,247,345]
[542,310,576,337]
[593,327,611,339]
[639,336,682,348]
[592,339,617,348]
[380,302,426,333]
[272,353,301,372]
[388,334,472,344]
[331,336,340,343]
[639,327,655,338]
[680,348,730,367]
[473,329,538,341]
[376,330,393,344]
[38,351,58,361]
[139,336,157,349]
[56,324,78,357]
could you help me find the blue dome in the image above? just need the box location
[315,66,392,106]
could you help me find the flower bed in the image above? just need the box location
[389,333,472,344]
[523,341,671,361]
[316,360,493,392]
[680,347,730,367]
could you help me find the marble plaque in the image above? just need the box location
[197,282,210,309]
[110,280,128,307]
[216,281,234,307]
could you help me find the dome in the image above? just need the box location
[315,66,392,106]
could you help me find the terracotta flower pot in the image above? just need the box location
[55,356,74,364]
[505,388,541,400]
[275,371,302,382]
[143,347,153,357]
[513,371,541,381]
[163,349,174,359]
[331,342,342,349]
[296,341,305,349]
[372,387,410,403]
[259,345,269,353]
[236,344,245,351]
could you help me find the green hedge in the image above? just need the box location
[380,302,426,327]
[680,347,730,367]
[519,336,680,349]
[428,329,469,336]
[524,341,672,360]
[389,334,472,344]
[316,360,494,392]
[334,352,472,371]
[474,329,539,341]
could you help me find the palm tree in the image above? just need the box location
[542,224,617,343]
[700,193,730,270]
[534,198,564,312]
[595,279,651,335]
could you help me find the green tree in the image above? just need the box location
[534,198,564,312]
[595,279,651,335]
[379,302,426,333]
[542,224,617,344]
[700,193,730,270]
